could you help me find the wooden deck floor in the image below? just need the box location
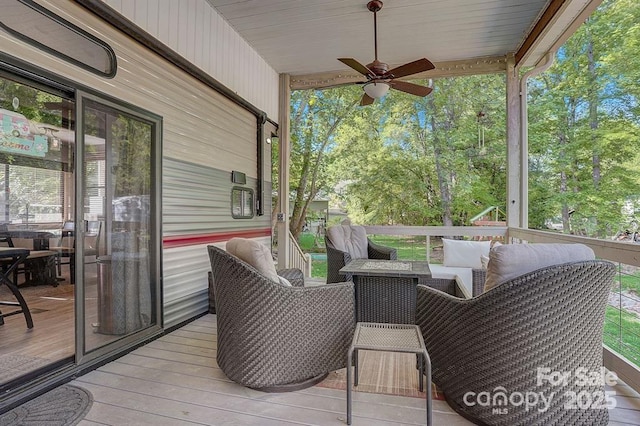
[70,314,640,426]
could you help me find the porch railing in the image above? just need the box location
[363,225,640,394]
[288,230,311,277]
[364,225,508,263]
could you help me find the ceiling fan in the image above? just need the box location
[338,0,435,106]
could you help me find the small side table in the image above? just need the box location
[346,322,432,425]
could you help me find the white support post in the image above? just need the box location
[277,74,291,270]
[505,54,522,228]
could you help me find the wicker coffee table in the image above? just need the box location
[346,322,432,425]
[339,259,431,324]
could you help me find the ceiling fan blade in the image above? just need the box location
[386,58,435,79]
[338,58,374,76]
[360,93,375,106]
[390,80,433,97]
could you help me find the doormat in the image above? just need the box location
[0,384,92,426]
[0,355,51,384]
[316,350,445,400]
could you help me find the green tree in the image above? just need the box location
[288,86,360,238]
[528,0,640,237]
[329,74,506,226]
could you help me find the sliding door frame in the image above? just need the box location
[75,90,163,365]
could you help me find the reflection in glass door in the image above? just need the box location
[80,95,160,355]
[0,74,75,388]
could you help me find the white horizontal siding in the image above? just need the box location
[100,0,280,119]
[2,1,262,175]
[163,159,271,235]
[0,2,274,328]
[162,158,271,327]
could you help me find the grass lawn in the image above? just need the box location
[301,233,434,278]
[298,232,323,252]
[618,271,640,293]
[311,260,326,278]
[604,305,640,366]
[367,235,430,261]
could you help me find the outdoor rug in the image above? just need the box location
[317,350,445,400]
[0,384,92,426]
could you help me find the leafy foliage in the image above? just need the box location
[289,0,640,238]
[527,0,640,236]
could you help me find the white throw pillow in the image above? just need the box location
[225,238,280,283]
[442,239,491,269]
[483,243,595,292]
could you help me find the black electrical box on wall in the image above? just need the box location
[231,170,246,184]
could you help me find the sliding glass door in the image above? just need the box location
[0,74,161,387]
[78,93,161,358]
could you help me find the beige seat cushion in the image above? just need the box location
[225,238,280,283]
[483,243,595,292]
[326,225,369,259]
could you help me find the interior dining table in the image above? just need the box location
[1,228,59,287]
[3,229,55,250]
[0,246,33,328]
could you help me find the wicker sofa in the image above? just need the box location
[416,260,615,426]
[208,244,355,391]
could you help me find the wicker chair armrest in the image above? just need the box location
[292,281,356,325]
[326,243,353,283]
[471,268,486,296]
[367,238,397,260]
[416,284,467,333]
[277,268,305,287]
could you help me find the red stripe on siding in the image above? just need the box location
[162,228,271,248]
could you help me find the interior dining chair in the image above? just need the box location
[50,221,74,279]
[84,221,101,259]
[50,220,101,284]
[0,224,20,285]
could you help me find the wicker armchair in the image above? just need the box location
[208,245,355,391]
[325,224,397,284]
[416,260,615,426]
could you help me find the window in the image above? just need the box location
[0,0,117,77]
[231,187,254,219]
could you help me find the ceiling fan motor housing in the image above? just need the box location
[367,0,383,12]
[367,59,388,76]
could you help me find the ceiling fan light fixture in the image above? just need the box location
[363,81,390,99]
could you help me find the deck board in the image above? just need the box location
[60,314,640,425]
[2,305,640,425]
[71,314,474,425]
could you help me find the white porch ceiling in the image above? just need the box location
[208,0,601,86]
